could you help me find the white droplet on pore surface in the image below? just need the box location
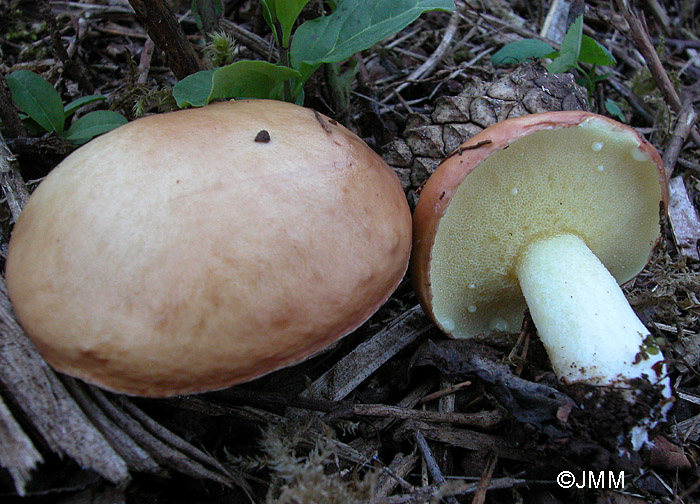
[467,305,477,313]
[597,164,605,172]
[468,283,476,289]
[510,188,518,196]
[440,318,455,332]
[489,317,510,332]
[592,141,604,152]
[631,147,650,162]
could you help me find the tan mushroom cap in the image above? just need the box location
[411,111,667,338]
[6,99,412,397]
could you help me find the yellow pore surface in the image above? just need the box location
[430,118,663,338]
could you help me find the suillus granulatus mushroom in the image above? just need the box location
[6,99,412,397]
[411,110,671,450]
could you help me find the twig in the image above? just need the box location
[418,380,472,404]
[127,0,202,79]
[328,403,505,428]
[614,0,681,113]
[220,18,273,59]
[663,101,698,178]
[137,37,156,84]
[38,0,94,93]
[471,453,498,504]
[414,430,458,504]
[387,10,460,99]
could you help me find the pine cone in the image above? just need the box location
[381,63,589,207]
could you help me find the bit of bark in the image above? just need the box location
[38,0,94,93]
[374,451,420,497]
[0,278,129,485]
[299,305,432,403]
[0,394,43,496]
[667,176,700,260]
[0,132,30,223]
[127,0,202,80]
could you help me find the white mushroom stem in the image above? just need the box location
[515,233,669,393]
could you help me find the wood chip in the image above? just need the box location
[667,176,700,260]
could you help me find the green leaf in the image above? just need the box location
[172,62,301,108]
[604,98,626,122]
[210,61,300,101]
[546,51,578,73]
[276,0,311,48]
[173,69,217,108]
[290,0,454,74]
[260,0,279,43]
[63,110,127,143]
[491,39,556,66]
[559,15,583,60]
[579,35,616,67]
[6,70,65,133]
[192,0,223,30]
[63,94,107,118]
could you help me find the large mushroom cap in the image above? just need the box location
[412,111,667,338]
[6,99,412,397]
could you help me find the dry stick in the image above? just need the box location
[384,9,460,102]
[117,396,239,482]
[86,387,236,487]
[615,1,681,112]
[471,453,498,504]
[615,0,700,144]
[127,0,202,80]
[413,430,459,504]
[330,403,505,428]
[220,19,273,59]
[0,394,43,496]
[0,278,129,484]
[61,378,161,475]
[137,37,156,84]
[0,132,30,224]
[38,0,94,93]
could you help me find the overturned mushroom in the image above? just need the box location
[411,111,671,450]
[6,99,412,397]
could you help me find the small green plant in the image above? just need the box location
[5,69,127,143]
[173,0,455,107]
[491,15,624,121]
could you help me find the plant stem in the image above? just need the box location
[276,23,293,102]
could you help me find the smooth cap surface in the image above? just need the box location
[6,99,412,396]
[411,111,667,338]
